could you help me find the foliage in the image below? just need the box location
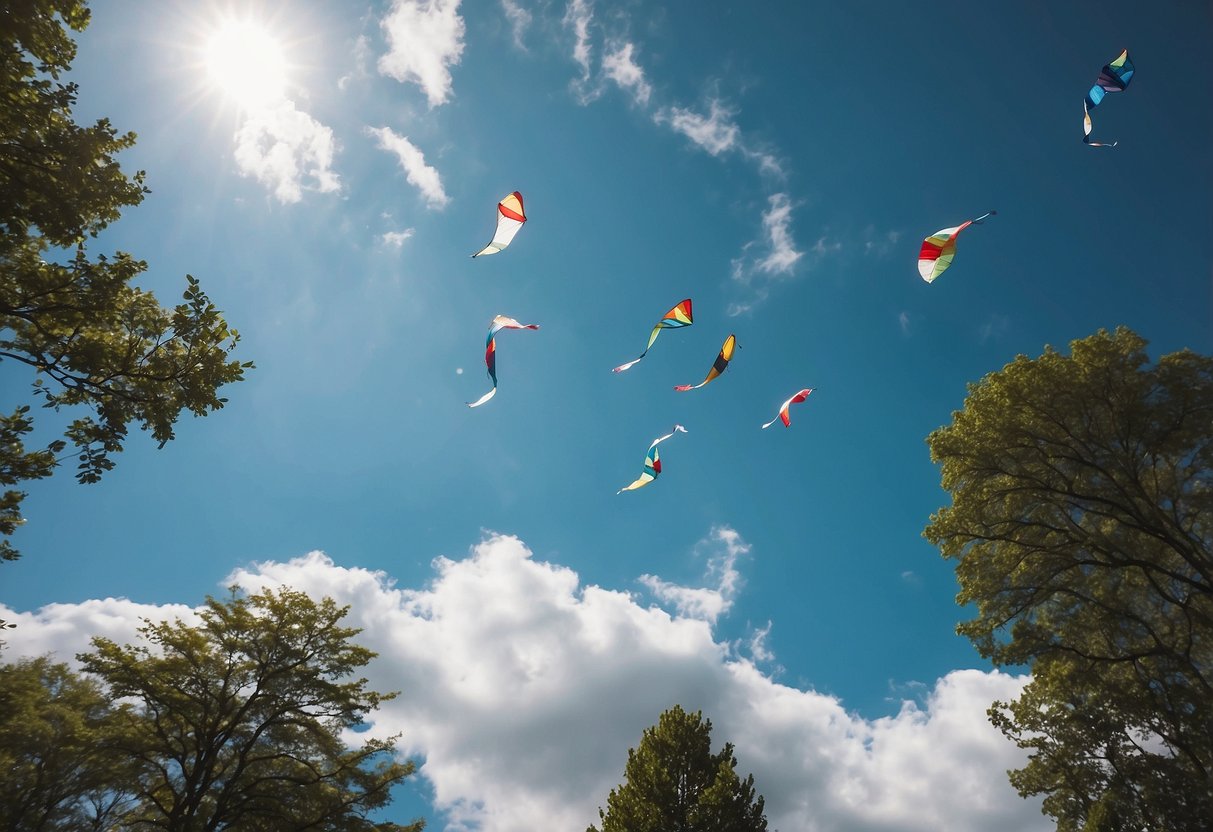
[924,327,1213,831]
[0,656,134,831]
[78,586,423,832]
[0,0,250,562]
[588,705,767,832]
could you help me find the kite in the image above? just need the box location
[674,335,736,392]
[761,388,815,429]
[1084,49,1134,147]
[917,212,996,283]
[467,315,539,408]
[618,425,688,493]
[611,299,694,373]
[471,192,527,257]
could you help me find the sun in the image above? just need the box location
[203,18,287,110]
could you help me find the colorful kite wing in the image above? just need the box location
[467,315,539,407]
[1083,49,1134,147]
[612,299,693,373]
[917,211,995,283]
[618,425,687,493]
[471,192,527,257]
[674,334,736,391]
[761,388,814,429]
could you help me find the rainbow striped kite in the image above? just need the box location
[761,388,815,429]
[674,334,736,391]
[917,212,995,284]
[612,299,693,373]
[618,425,687,493]
[472,192,527,257]
[467,315,539,408]
[1084,49,1134,147]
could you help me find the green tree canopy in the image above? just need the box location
[924,327,1213,831]
[588,705,767,832]
[0,655,134,831]
[1,0,250,562]
[78,586,423,832]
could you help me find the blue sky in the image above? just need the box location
[3,1,1211,829]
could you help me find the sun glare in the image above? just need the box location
[204,19,287,110]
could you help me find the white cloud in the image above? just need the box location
[747,620,776,664]
[500,0,532,49]
[0,597,198,662]
[979,314,1011,343]
[378,0,466,107]
[382,228,416,247]
[865,227,902,258]
[233,101,340,204]
[639,526,749,624]
[563,0,594,96]
[602,41,651,107]
[759,196,806,273]
[367,126,450,209]
[810,236,841,258]
[2,533,1048,832]
[731,193,804,294]
[657,98,740,156]
[338,35,372,90]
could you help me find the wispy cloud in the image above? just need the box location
[501,0,532,49]
[728,194,811,314]
[382,228,416,248]
[978,314,1010,343]
[733,193,804,279]
[232,101,340,204]
[602,41,652,107]
[640,525,750,625]
[338,35,372,91]
[748,619,776,663]
[1,533,1049,832]
[657,98,740,156]
[366,126,450,209]
[378,0,466,107]
[899,311,912,336]
[864,227,902,258]
[563,0,595,99]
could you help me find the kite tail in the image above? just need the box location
[612,353,646,373]
[467,387,497,408]
[973,211,997,224]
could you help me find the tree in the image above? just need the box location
[588,705,767,832]
[0,656,135,832]
[1,0,250,562]
[78,586,423,832]
[924,327,1213,831]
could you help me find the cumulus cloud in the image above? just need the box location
[378,0,466,107]
[367,126,450,209]
[640,525,749,624]
[2,534,1047,832]
[602,41,651,107]
[657,98,740,156]
[500,0,532,49]
[0,597,198,662]
[233,101,340,203]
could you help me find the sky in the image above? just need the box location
[2,1,1211,830]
